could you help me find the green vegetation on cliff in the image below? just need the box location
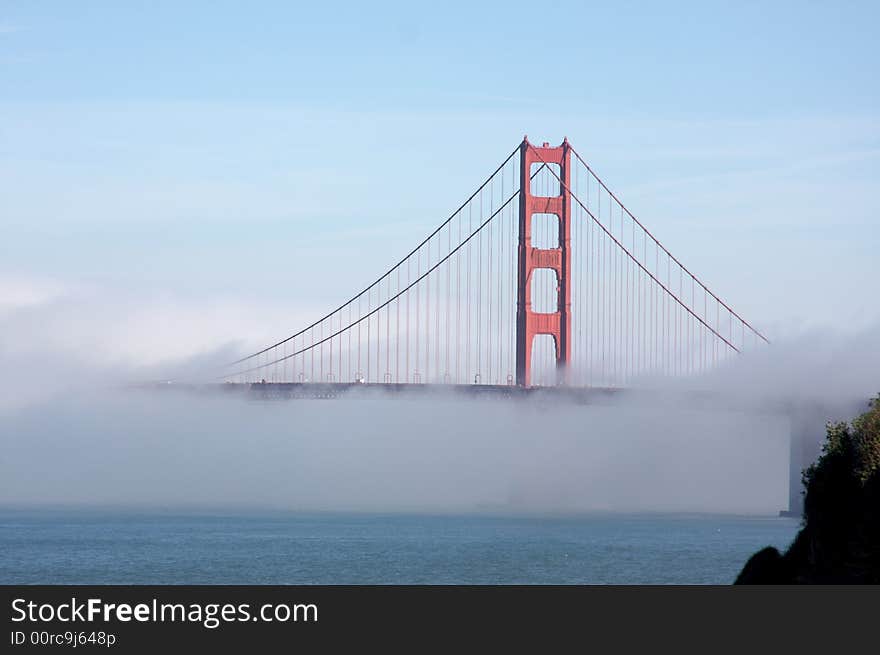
[736,395,880,583]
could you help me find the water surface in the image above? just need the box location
[0,509,800,584]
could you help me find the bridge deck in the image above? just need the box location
[145,381,624,402]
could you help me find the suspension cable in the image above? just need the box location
[226,145,521,369]
[570,146,769,344]
[530,146,743,354]
[222,188,522,379]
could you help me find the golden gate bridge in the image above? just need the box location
[218,137,768,393]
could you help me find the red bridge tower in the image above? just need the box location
[515,137,573,387]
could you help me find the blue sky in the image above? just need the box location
[1,1,878,365]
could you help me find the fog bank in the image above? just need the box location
[0,389,789,514]
[1,280,877,515]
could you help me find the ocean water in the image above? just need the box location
[0,510,800,584]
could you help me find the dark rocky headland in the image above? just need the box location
[736,395,880,583]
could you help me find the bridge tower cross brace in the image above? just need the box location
[515,137,573,387]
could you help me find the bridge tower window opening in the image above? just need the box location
[530,162,561,197]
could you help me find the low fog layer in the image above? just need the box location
[1,280,877,515]
[1,389,790,514]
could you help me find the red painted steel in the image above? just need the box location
[515,137,572,387]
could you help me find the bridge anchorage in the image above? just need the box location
[220,136,768,395]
